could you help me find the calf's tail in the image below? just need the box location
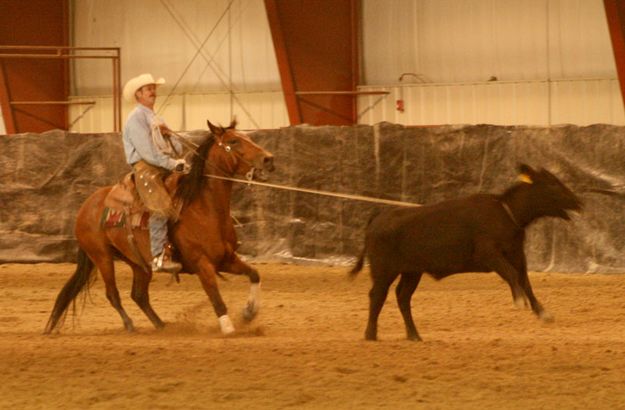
[44,247,96,334]
[349,210,380,279]
[349,243,367,278]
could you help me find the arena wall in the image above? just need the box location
[1,124,623,273]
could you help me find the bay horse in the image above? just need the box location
[44,119,274,335]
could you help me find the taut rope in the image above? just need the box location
[203,174,422,207]
[171,130,420,207]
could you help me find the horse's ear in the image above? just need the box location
[207,120,221,136]
[228,117,238,130]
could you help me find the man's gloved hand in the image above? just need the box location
[173,158,190,174]
[158,123,173,137]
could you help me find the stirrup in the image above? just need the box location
[152,252,182,274]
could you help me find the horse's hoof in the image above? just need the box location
[514,296,529,309]
[218,314,236,335]
[242,304,258,322]
[222,328,236,337]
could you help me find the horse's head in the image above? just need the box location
[207,119,274,181]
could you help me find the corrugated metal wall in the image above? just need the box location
[69,0,284,132]
[362,0,616,84]
[69,91,288,132]
[68,0,623,132]
[357,78,625,125]
[359,0,624,125]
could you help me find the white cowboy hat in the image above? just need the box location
[123,73,165,102]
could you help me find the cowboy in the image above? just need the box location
[122,73,188,273]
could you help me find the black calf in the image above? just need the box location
[350,164,582,341]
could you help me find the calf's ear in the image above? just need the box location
[518,163,534,174]
[517,163,535,184]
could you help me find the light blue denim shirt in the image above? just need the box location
[122,104,180,170]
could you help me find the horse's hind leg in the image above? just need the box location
[222,256,261,322]
[93,253,135,332]
[395,272,423,341]
[130,264,164,329]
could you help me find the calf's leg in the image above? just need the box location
[476,243,529,307]
[509,249,553,322]
[366,269,398,341]
[519,271,553,322]
[395,272,423,341]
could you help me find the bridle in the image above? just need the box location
[171,130,260,181]
[212,137,258,181]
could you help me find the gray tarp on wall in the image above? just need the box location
[1,124,624,272]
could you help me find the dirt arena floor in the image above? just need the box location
[1,262,624,409]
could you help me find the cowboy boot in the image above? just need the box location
[152,243,182,273]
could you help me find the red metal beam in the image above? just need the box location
[264,0,302,124]
[0,0,69,133]
[0,62,16,133]
[0,46,121,132]
[604,0,625,111]
[264,0,360,125]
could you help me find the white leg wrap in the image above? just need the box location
[218,314,235,334]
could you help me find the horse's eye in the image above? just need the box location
[226,140,239,145]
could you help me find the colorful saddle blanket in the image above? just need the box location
[100,207,150,229]
[100,173,151,230]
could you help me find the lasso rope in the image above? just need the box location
[204,173,422,207]
[171,130,421,207]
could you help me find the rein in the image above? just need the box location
[171,130,256,179]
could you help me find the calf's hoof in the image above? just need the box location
[364,330,377,341]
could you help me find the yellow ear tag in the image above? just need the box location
[518,174,533,184]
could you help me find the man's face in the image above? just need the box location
[135,84,157,107]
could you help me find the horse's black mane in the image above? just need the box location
[174,135,215,206]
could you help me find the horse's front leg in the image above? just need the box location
[196,259,235,335]
[222,255,261,322]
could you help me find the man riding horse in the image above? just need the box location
[122,73,188,273]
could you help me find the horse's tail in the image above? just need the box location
[44,247,96,334]
[349,210,380,279]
